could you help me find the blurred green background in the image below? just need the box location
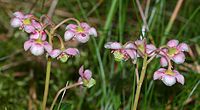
[0,0,200,110]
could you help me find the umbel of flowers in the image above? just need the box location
[11,11,96,110]
[105,38,188,110]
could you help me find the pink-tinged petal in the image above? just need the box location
[43,41,52,53]
[156,68,167,73]
[124,42,136,49]
[79,66,84,77]
[88,27,97,37]
[24,40,33,51]
[104,42,122,49]
[135,40,144,46]
[64,48,79,56]
[32,20,42,29]
[13,11,24,18]
[64,30,75,41]
[78,77,83,83]
[84,69,92,80]
[30,43,44,56]
[146,44,156,55]
[160,57,168,67]
[80,22,90,29]
[11,18,22,27]
[75,33,90,43]
[161,75,176,86]
[41,32,47,40]
[178,43,189,52]
[24,14,33,19]
[30,32,39,39]
[159,48,168,56]
[24,25,35,33]
[172,52,185,64]
[167,39,179,47]
[153,69,165,80]
[49,49,61,58]
[174,70,184,85]
[66,24,77,30]
[125,49,137,59]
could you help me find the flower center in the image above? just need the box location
[113,51,124,61]
[76,26,84,33]
[165,69,174,76]
[138,44,145,53]
[58,53,69,63]
[23,18,31,25]
[168,47,177,56]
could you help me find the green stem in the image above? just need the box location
[132,55,148,110]
[42,58,52,110]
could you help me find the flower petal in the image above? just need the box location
[125,49,137,59]
[84,69,92,80]
[10,18,22,27]
[167,39,179,47]
[104,42,122,49]
[79,66,84,77]
[124,42,136,49]
[178,43,189,52]
[64,30,75,41]
[24,25,35,33]
[30,43,44,56]
[64,48,79,56]
[160,57,168,67]
[32,20,42,29]
[75,33,90,43]
[146,44,156,55]
[88,27,97,37]
[174,70,184,85]
[13,11,24,18]
[153,68,165,80]
[161,75,176,86]
[24,40,33,51]
[49,49,61,58]
[66,24,77,30]
[80,22,90,29]
[43,41,52,53]
[172,52,185,64]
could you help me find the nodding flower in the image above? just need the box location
[104,42,138,62]
[159,39,189,67]
[49,48,79,63]
[78,66,96,88]
[64,22,97,43]
[153,68,184,86]
[24,38,52,56]
[11,11,41,33]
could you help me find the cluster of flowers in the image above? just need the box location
[105,39,188,86]
[11,11,97,87]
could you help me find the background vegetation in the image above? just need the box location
[0,0,199,109]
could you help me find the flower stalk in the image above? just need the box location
[132,55,148,110]
[42,58,52,110]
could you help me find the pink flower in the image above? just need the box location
[153,68,184,86]
[24,38,52,56]
[49,48,79,62]
[104,42,138,61]
[11,11,41,33]
[134,39,156,57]
[159,39,189,67]
[78,66,96,88]
[64,22,97,43]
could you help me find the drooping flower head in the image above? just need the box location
[11,11,41,33]
[49,48,79,63]
[104,42,138,62]
[64,22,97,43]
[153,68,184,86]
[24,38,52,56]
[134,39,156,57]
[78,66,96,88]
[159,39,189,67]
